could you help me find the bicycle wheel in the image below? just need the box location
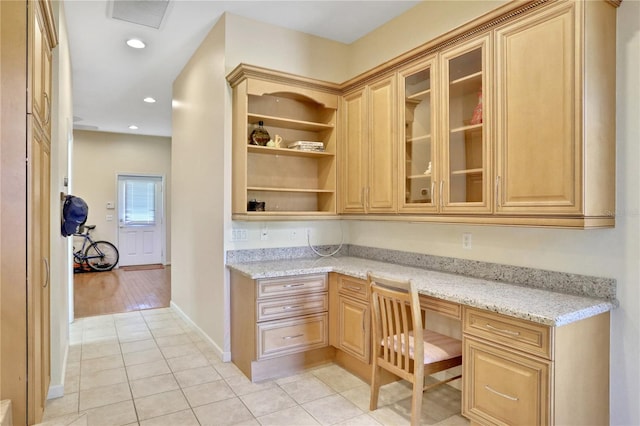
[85,241,119,272]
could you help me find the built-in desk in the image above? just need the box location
[228,256,614,425]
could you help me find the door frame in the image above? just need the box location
[115,172,167,266]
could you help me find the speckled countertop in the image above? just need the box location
[226,256,616,327]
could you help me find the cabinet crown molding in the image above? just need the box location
[226,63,342,94]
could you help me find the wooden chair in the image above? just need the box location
[368,272,462,426]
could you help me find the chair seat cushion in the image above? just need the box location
[385,330,462,364]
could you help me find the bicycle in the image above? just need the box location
[73,225,120,272]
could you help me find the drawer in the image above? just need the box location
[257,273,327,299]
[420,295,461,320]
[256,293,328,322]
[257,313,328,360]
[463,337,550,426]
[337,275,369,301]
[463,308,552,359]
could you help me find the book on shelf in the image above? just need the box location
[287,141,325,151]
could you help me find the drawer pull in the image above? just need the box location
[282,334,304,340]
[282,305,302,310]
[484,385,519,401]
[485,323,521,336]
[344,285,362,291]
[283,283,304,288]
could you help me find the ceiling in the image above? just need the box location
[64,0,421,138]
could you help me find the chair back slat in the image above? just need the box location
[369,273,422,376]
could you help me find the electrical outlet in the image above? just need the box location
[462,233,472,249]
[260,225,268,241]
[231,229,248,241]
[289,229,298,240]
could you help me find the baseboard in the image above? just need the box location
[0,400,12,426]
[47,384,65,400]
[170,301,230,362]
[47,343,70,400]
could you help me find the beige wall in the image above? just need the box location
[347,1,508,78]
[171,15,228,357]
[173,2,639,424]
[48,0,74,399]
[224,13,350,82]
[72,130,172,263]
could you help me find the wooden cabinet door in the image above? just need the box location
[27,121,51,424]
[463,337,550,426]
[30,1,53,133]
[337,296,370,363]
[367,75,397,212]
[440,34,493,214]
[341,88,368,213]
[495,2,581,215]
[399,58,439,213]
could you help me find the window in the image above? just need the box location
[119,176,159,225]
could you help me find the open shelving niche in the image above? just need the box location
[228,65,341,219]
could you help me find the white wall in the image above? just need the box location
[48,0,74,399]
[171,15,228,357]
[72,130,172,263]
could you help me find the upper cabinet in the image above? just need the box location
[29,0,56,136]
[227,65,340,219]
[229,0,618,227]
[399,58,438,213]
[341,75,397,214]
[440,34,492,214]
[494,0,616,226]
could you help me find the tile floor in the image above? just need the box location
[40,308,469,426]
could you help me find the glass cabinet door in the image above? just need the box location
[441,35,492,213]
[399,58,437,212]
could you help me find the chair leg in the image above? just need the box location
[370,363,382,411]
[410,379,423,426]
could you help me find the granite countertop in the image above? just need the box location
[226,256,616,327]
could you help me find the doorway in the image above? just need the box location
[117,174,165,266]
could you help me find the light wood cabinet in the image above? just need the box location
[230,271,332,382]
[335,276,371,363]
[28,119,52,423]
[494,0,616,225]
[341,75,397,213]
[228,2,618,227]
[441,34,492,214]
[30,0,54,135]
[227,64,340,219]
[462,307,610,425]
[399,33,492,215]
[1,1,56,424]
[399,57,438,213]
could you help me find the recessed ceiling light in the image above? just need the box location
[126,38,146,49]
[143,97,156,103]
[128,125,139,130]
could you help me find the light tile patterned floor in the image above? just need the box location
[39,308,469,426]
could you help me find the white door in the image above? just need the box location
[117,175,163,266]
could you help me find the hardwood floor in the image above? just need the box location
[74,265,170,318]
